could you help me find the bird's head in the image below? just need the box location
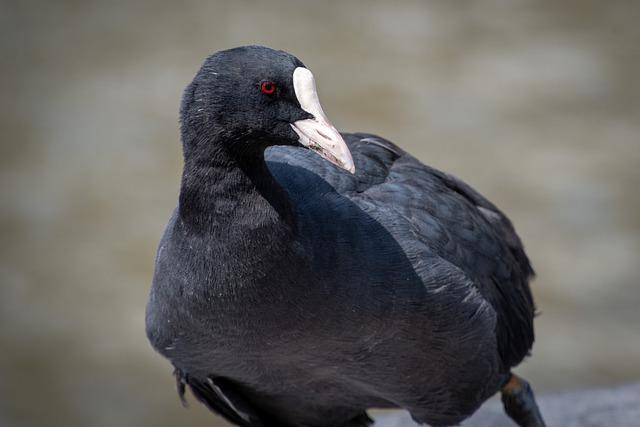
[180,45,355,173]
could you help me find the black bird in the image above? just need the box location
[146,46,545,427]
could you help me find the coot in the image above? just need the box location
[146,46,545,427]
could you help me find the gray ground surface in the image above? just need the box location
[375,383,640,427]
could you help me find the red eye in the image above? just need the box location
[261,81,277,95]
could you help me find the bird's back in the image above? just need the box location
[267,133,535,369]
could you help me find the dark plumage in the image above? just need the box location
[146,46,544,427]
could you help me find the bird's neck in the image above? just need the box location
[178,142,296,233]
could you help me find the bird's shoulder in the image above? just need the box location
[268,132,532,279]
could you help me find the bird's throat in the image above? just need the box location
[178,143,296,232]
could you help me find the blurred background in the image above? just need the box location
[1,0,639,426]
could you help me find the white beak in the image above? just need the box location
[291,67,355,174]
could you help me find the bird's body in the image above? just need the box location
[146,46,544,427]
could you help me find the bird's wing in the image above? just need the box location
[175,369,269,427]
[267,133,535,367]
